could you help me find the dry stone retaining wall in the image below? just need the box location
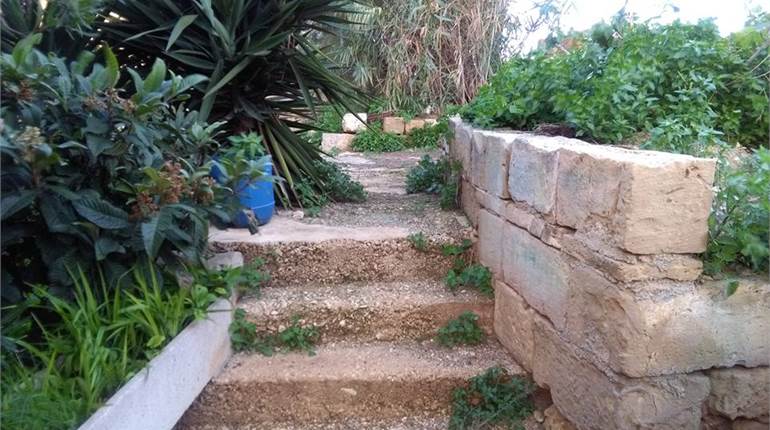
[449,118,770,430]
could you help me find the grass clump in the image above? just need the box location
[405,155,460,210]
[1,265,229,429]
[449,367,535,430]
[352,122,406,152]
[436,312,485,347]
[229,312,319,356]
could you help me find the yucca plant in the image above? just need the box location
[97,0,367,202]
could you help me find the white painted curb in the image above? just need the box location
[79,252,243,430]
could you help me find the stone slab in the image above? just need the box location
[494,281,535,372]
[342,113,367,133]
[502,222,572,329]
[708,366,769,420]
[382,117,405,134]
[532,317,711,430]
[478,209,503,275]
[508,136,562,214]
[405,119,425,134]
[321,133,355,153]
[565,268,770,377]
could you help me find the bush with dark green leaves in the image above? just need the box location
[449,367,534,430]
[295,159,366,215]
[0,36,236,297]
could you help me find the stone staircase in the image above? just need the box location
[177,149,525,429]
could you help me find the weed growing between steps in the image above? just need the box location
[407,232,429,252]
[436,312,485,347]
[405,119,450,149]
[449,367,535,430]
[408,235,494,297]
[406,156,461,210]
[190,259,269,298]
[295,159,367,217]
[230,311,319,356]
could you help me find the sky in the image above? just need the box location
[512,0,768,52]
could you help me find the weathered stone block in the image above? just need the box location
[508,136,562,215]
[559,230,704,282]
[404,119,425,134]
[565,267,770,377]
[342,113,367,133]
[533,317,711,430]
[555,142,716,254]
[484,134,515,199]
[460,180,480,228]
[494,281,534,371]
[475,188,505,217]
[449,118,472,177]
[470,130,488,190]
[321,133,355,153]
[617,157,716,254]
[478,210,503,275]
[502,222,571,329]
[708,367,769,420]
[382,117,405,134]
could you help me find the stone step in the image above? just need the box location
[240,280,494,343]
[177,341,522,428]
[210,198,471,287]
[179,414,449,430]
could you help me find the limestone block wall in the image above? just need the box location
[449,118,770,430]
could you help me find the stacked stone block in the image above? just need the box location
[449,117,770,429]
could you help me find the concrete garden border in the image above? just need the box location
[78,252,243,430]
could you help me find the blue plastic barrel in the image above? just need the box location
[211,160,275,227]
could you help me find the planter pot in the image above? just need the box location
[77,252,243,430]
[211,159,275,227]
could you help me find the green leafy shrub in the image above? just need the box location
[449,367,535,430]
[706,149,770,274]
[436,311,485,347]
[446,264,493,297]
[406,119,450,148]
[1,265,224,429]
[352,122,406,152]
[96,0,367,204]
[0,37,236,296]
[462,18,768,151]
[405,155,460,209]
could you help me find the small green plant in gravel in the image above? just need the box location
[408,232,429,252]
[279,316,320,356]
[229,312,318,356]
[446,264,493,297]
[406,155,460,209]
[352,122,406,152]
[436,312,485,347]
[449,367,535,430]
